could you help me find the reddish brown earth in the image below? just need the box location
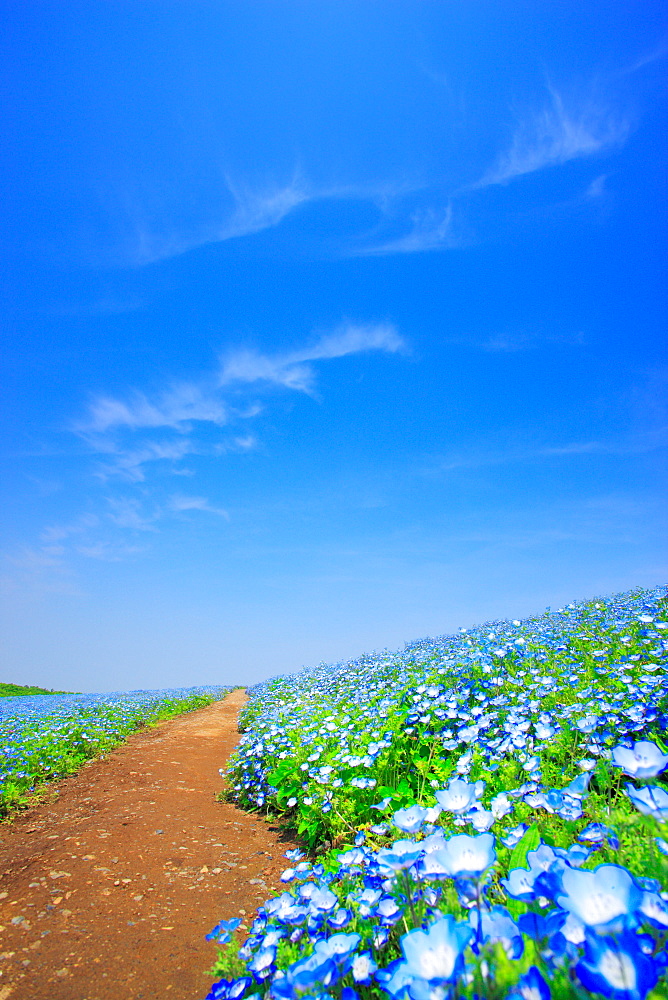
[0,689,297,1000]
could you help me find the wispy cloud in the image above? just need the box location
[435,440,602,473]
[41,321,409,567]
[106,496,160,532]
[222,174,311,240]
[95,439,198,483]
[168,494,229,519]
[219,322,405,395]
[475,87,629,188]
[80,382,227,436]
[476,329,586,352]
[1,545,81,596]
[585,174,608,199]
[131,175,313,266]
[356,206,457,257]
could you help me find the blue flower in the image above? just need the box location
[434,778,480,814]
[248,945,277,981]
[398,913,472,984]
[377,839,423,871]
[351,951,378,983]
[316,932,362,964]
[206,976,253,1000]
[505,965,551,1000]
[469,905,523,959]
[575,929,659,999]
[501,866,539,901]
[625,783,668,821]
[392,804,428,833]
[428,832,496,879]
[206,917,242,943]
[556,864,642,931]
[612,739,668,779]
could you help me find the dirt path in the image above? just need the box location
[0,690,296,1000]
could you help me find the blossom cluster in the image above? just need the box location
[210,587,668,999]
[0,685,232,811]
[227,588,667,844]
[208,763,668,999]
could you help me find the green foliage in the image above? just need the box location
[0,692,219,817]
[0,682,72,697]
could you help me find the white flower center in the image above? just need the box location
[598,949,637,989]
[416,943,456,980]
[580,890,625,925]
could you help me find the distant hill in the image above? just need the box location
[0,682,71,697]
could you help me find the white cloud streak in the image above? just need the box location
[475,87,629,188]
[81,382,227,436]
[69,322,405,484]
[219,322,406,395]
[131,176,313,266]
[356,206,457,257]
[168,495,229,519]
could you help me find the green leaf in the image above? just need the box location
[508,822,541,871]
[267,762,294,787]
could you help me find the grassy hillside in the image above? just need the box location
[0,682,71,697]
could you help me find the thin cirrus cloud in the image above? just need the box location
[219,321,406,395]
[130,175,312,266]
[167,495,229,519]
[355,205,457,257]
[474,87,629,188]
[76,321,406,479]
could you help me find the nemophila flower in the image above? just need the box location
[638,890,668,929]
[501,866,540,901]
[490,791,513,819]
[352,887,382,916]
[248,945,277,981]
[468,807,495,832]
[625,783,668,821]
[206,976,253,1000]
[553,842,593,867]
[575,928,659,1000]
[429,832,495,879]
[613,739,668,778]
[655,837,668,856]
[371,797,393,811]
[377,897,403,925]
[308,887,338,913]
[469,905,523,959]
[579,822,619,849]
[206,917,242,943]
[434,778,479,814]
[505,966,551,1000]
[351,951,378,984]
[396,914,472,987]
[421,831,447,854]
[393,805,428,833]
[286,948,336,993]
[336,848,366,867]
[501,823,529,848]
[328,907,352,929]
[376,839,423,872]
[318,932,361,964]
[556,864,642,931]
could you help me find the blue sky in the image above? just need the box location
[1,2,666,692]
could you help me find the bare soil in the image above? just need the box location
[0,689,297,1000]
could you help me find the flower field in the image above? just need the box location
[211,587,668,1000]
[0,685,232,813]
